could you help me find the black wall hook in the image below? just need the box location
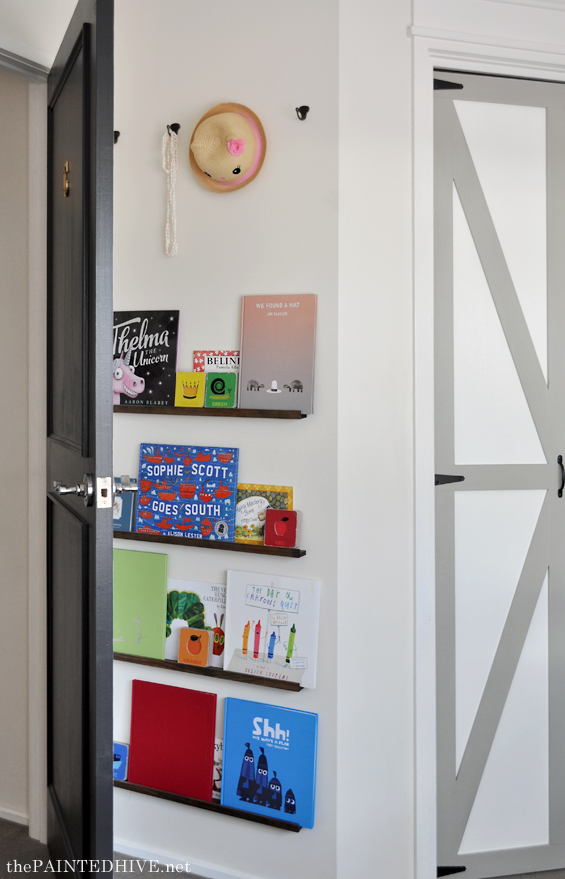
[296,106,309,121]
[168,123,181,135]
[114,131,120,144]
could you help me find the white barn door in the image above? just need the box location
[435,71,565,879]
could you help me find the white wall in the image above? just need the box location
[337,3,414,878]
[0,66,29,825]
[112,2,339,877]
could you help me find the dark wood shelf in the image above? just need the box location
[113,529,306,558]
[114,652,303,691]
[114,780,301,832]
[114,404,306,420]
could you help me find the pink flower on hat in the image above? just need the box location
[227,138,245,156]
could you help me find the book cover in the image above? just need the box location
[165,578,226,668]
[221,697,318,828]
[264,509,301,549]
[224,570,320,689]
[113,549,168,659]
[135,444,239,541]
[238,294,317,414]
[113,310,179,407]
[174,372,206,408]
[113,743,129,781]
[212,738,223,801]
[204,373,238,409]
[235,484,293,545]
[129,680,216,801]
[193,350,240,373]
[113,477,137,532]
[178,628,214,667]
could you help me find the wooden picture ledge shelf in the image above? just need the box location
[114,652,303,692]
[113,780,301,831]
[113,529,306,558]
[114,404,306,419]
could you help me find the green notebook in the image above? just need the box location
[113,548,168,659]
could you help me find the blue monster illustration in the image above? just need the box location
[237,743,256,802]
[267,771,282,810]
[284,788,296,815]
[254,747,269,806]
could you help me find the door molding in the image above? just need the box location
[412,26,565,879]
[28,80,48,843]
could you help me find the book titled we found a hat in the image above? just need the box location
[238,294,317,414]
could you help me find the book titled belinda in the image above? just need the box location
[113,310,179,406]
[238,295,317,414]
[221,697,318,827]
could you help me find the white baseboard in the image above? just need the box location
[0,805,28,826]
[114,840,264,879]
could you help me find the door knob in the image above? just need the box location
[53,473,94,506]
[113,475,138,497]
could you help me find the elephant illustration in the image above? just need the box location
[247,380,265,391]
[283,380,303,392]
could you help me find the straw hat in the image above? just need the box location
[189,103,266,193]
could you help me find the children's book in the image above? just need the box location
[135,443,239,541]
[178,628,214,667]
[212,738,223,801]
[113,310,179,407]
[165,578,226,668]
[193,350,240,373]
[224,570,320,689]
[113,477,137,532]
[128,680,216,801]
[174,372,206,408]
[113,743,129,781]
[221,697,318,828]
[238,294,317,414]
[205,373,237,409]
[235,484,293,545]
[113,549,168,659]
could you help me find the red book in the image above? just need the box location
[128,680,216,801]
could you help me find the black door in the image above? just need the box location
[46,0,114,867]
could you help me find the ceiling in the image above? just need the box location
[0,0,77,68]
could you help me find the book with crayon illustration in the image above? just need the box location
[165,578,226,668]
[221,697,318,828]
[223,570,320,689]
[134,443,239,541]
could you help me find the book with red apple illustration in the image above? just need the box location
[223,570,320,689]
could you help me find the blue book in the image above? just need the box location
[221,697,318,828]
[113,477,136,532]
[113,742,129,781]
[135,444,239,541]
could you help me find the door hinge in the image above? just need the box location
[435,474,465,486]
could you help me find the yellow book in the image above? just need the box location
[175,372,205,407]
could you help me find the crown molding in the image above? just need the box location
[0,46,48,81]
